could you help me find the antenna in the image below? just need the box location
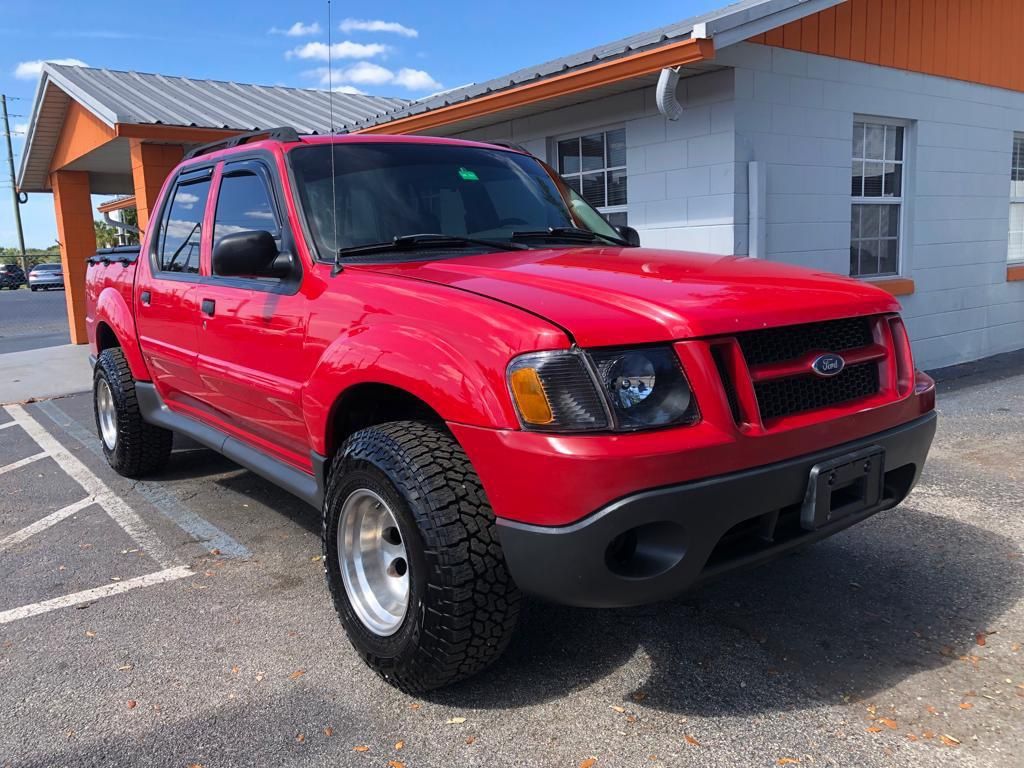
[327,0,342,275]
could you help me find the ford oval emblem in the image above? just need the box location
[811,353,846,378]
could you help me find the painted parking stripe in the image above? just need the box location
[36,400,252,559]
[0,421,18,430]
[0,565,192,625]
[0,452,47,476]
[4,405,177,568]
[0,496,97,551]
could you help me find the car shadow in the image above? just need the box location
[426,505,1021,715]
[153,444,1022,717]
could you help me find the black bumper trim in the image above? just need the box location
[497,412,937,608]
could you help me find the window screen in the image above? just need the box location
[1009,135,1024,263]
[850,120,905,278]
[556,128,628,227]
[157,178,210,274]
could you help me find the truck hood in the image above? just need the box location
[357,247,901,347]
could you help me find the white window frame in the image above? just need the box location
[851,116,909,280]
[551,126,628,224]
[1009,134,1024,264]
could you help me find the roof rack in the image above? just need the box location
[183,127,301,160]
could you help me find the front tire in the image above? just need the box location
[324,421,521,693]
[93,348,173,478]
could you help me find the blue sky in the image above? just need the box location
[0,0,721,249]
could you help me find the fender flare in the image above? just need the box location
[94,286,151,381]
[303,327,517,456]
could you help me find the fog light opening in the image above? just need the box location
[605,522,687,579]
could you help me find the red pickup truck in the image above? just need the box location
[86,128,936,692]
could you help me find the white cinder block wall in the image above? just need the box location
[451,69,746,255]
[453,43,1024,370]
[722,42,1024,369]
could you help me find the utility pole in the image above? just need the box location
[2,94,28,275]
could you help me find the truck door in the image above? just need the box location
[194,157,312,470]
[133,166,211,410]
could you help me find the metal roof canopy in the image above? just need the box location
[18,64,408,192]
[351,0,843,134]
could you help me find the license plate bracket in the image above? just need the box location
[800,446,885,531]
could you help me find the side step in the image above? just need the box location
[135,383,325,509]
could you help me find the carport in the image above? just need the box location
[15,64,404,344]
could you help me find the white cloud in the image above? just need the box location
[306,62,441,92]
[340,18,418,38]
[393,68,442,91]
[13,122,29,135]
[341,61,395,86]
[286,41,388,61]
[14,58,88,80]
[270,21,321,36]
[333,85,366,95]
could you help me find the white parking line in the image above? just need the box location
[0,451,47,476]
[4,404,177,568]
[0,496,97,551]
[0,565,193,625]
[0,420,18,430]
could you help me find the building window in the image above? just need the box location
[1009,135,1024,263]
[850,119,905,278]
[556,128,627,227]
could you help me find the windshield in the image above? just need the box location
[288,142,623,259]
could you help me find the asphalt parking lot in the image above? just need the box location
[0,367,1022,767]
[0,287,70,354]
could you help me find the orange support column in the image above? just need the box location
[129,140,184,232]
[51,170,96,345]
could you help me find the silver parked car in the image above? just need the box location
[28,263,64,291]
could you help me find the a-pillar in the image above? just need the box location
[129,140,184,231]
[51,170,96,345]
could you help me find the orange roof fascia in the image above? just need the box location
[50,100,116,172]
[115,123,242,143]
[355,37,715,135]
[97,196,137,213]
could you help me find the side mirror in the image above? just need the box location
[213,230,288,277]
[617,225,641,247]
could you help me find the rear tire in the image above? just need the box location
[93,348,173,478]
[29,286,37,292]
[323,420,521,693]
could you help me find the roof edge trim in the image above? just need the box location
[355,37,714,136]
[695,0,846,48]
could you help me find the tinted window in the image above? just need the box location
[289,143,579,255]
[157,178,210,274]
[213,171,279,250]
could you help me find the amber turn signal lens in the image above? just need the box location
[509,367,554,425]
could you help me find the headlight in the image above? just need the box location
[507,346,698,432]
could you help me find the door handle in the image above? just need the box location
[201,298,216,316]
[140,290,151,306]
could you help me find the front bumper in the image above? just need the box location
[496,412,936,608]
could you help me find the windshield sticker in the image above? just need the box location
[457,167,479,181]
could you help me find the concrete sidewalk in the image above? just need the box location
[0,344,92,404]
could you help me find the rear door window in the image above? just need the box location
[156,178,211,274]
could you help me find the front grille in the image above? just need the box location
[736,316,874,367]
[754,362,880,421]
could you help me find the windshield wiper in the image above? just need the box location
[511,226,630,247]
[335,233,528,261]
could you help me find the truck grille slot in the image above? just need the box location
[712,316,887,424]
[736,317,874,367]
[754,362,880,421]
